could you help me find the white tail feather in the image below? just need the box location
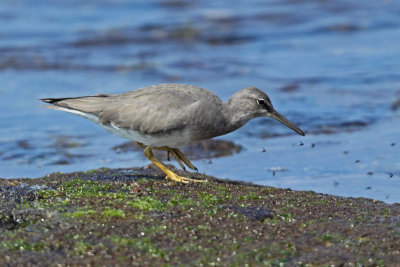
[42,105,99,123]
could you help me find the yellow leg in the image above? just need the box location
[158,146,198,171]
[167,149,187,170]
[172,148,198,171]
[136,142,146,149]
[137,142,198,171]
[143,147,205,183]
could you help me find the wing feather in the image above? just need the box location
[41,84,223,135]
[99,91,200,134]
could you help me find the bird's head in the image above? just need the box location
[228,86,305,136]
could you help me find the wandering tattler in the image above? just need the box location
[41,83,304,183]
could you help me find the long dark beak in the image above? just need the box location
[269,110,305,136]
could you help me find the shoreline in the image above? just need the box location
[1,166,400,265]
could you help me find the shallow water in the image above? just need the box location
[0,0,399,202]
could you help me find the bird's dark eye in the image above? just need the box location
[257,99,266,106]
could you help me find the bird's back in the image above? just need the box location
[41,84,224,135]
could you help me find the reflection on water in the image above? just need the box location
[0,0,399,202]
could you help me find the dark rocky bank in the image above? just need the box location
[1,166,400,266]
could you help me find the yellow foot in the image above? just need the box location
[143,146,205,184]
[165,171,206,183]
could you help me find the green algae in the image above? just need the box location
[169,194,198,207]
[1,238,46,252]
[1,167,400,266]
[127,196,167,211]
[238,191,262,200]
[102,208,126,218]
[68,209,97,218]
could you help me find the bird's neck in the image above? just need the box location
[221,101,252,134]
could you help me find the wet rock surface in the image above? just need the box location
[1,167,400,266]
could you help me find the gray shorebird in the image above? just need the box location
[41,83,304,183]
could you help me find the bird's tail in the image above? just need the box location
[40,94,110,113]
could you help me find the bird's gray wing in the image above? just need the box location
[98,90,202,134]
[42,84,222,134]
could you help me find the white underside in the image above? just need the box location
[103,122,193,147]
[54,107,193,147]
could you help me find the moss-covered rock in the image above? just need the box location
[1,166,399,266]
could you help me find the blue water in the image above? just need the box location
[0,0,399,203]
